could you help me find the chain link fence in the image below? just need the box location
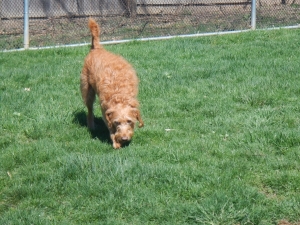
[1,0,299,51]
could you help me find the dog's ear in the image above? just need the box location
[105,109,114,128]
[132,108,144,128]
[128,99,139,108]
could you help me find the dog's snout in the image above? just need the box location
[121,136,129,141]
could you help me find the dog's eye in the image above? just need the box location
[127,120,132,124]
[113,121,120,126]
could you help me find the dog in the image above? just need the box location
[80,18,144,149]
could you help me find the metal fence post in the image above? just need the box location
[251,0,256,30]
[24,0,29,49]
[127,0,137,18]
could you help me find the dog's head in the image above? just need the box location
[105,104,144,146]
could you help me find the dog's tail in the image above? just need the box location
[88,18,101,49]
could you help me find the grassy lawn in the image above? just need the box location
[1,29,300,224]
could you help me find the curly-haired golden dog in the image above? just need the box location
[80,18,144,149]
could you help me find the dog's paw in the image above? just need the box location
[113,142,121,149]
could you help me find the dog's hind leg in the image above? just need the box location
[80,78,96,130]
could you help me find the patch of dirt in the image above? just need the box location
[278,220,300,225]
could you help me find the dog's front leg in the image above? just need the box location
[110,133,121,149]
[87,107,95,130]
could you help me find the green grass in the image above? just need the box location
[1,29,300,224]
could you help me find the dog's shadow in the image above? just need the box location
[73,110,111,144]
